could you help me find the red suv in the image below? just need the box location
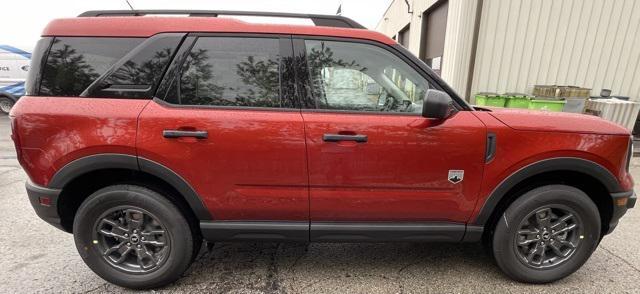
[11,10,636,289]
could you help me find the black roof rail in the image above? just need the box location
[78,10,366,29]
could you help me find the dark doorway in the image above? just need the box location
[419,0,448,76]
[398,24,410,48]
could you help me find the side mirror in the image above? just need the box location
[422,89,455,119]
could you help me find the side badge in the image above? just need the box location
[448,170,464,184]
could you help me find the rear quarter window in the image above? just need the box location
[89,35,183,99]
[39,37,142,97]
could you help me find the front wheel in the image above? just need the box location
[73,185,195,289]
[0,96,14,114]
[492,185,601,283]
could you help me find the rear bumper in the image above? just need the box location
[607,190,636,234]
[26,180,65,231]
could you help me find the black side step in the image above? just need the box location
[200,221,308,242]
[200,221,476,243]
[310,222,465,242]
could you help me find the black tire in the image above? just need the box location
[73,185,195,289]
[492,184,601,283]
[0,96,14,114]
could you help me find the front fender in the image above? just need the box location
[472,157,621,225]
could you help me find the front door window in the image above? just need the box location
[304,40,430,114]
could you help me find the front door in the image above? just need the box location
[137,35,309,222]
[296,39,486,225]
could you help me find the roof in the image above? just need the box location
[41,17,396,45]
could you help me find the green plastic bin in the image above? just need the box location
[475,93,506,107]
[505,93,530,109]
[528,98,566,112]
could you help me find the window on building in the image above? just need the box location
[398,24,410,48]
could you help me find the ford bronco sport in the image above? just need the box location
[11,10,636,289]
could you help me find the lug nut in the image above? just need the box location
[137,244,141,248]
[127,243,131,246]
[141,237,145,241]
[133,230,138,233]
[124,233,129,237]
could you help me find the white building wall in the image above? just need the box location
[377,0,480,97]
[377,0,640,101]
[472,0,640,100]
[377,0,438,54]
[440,0,478,98]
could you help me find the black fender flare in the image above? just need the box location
[49,153,212,220]
[473,157,621,225]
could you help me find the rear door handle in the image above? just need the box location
[163,130,208,139]
[323,134,368,143]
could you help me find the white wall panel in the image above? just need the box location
[440,0,479,96]
[471,0,640,101]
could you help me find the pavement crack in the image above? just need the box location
[297,276,336,293]
[397,260,422,275]
[265,243,284,293]
[396,261,422,294]
[599,245,640,273]
[82,283,108,293]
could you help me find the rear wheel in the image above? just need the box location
[73,185,195,289]
[492,185,600,283]
[0,96,14,114]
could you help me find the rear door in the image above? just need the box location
[137,35,309,228]
[294,38,486,240]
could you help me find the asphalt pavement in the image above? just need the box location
[0,115,638,293]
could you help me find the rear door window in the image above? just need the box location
[165,37,289,108]
[39,37,142,96]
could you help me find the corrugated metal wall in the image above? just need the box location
[471,0,640,101]
[440,0,478,98]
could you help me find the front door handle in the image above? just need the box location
[323,134,368,143]
[163,129,208,139]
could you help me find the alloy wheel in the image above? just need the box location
[514,206,582,269]
[93,206,171,274]
[0,98,13,114]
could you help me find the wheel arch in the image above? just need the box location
[0,92,18,102]
[50,154,212,232]
[474,157,620,238]
[0,91,18,102]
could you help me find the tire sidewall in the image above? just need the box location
[493,185,601,283]
[73,185,193,289]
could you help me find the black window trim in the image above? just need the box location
[154,32,300,112]
[152,96,301,112]
[291,35,472,116]
[28,37,54,96]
